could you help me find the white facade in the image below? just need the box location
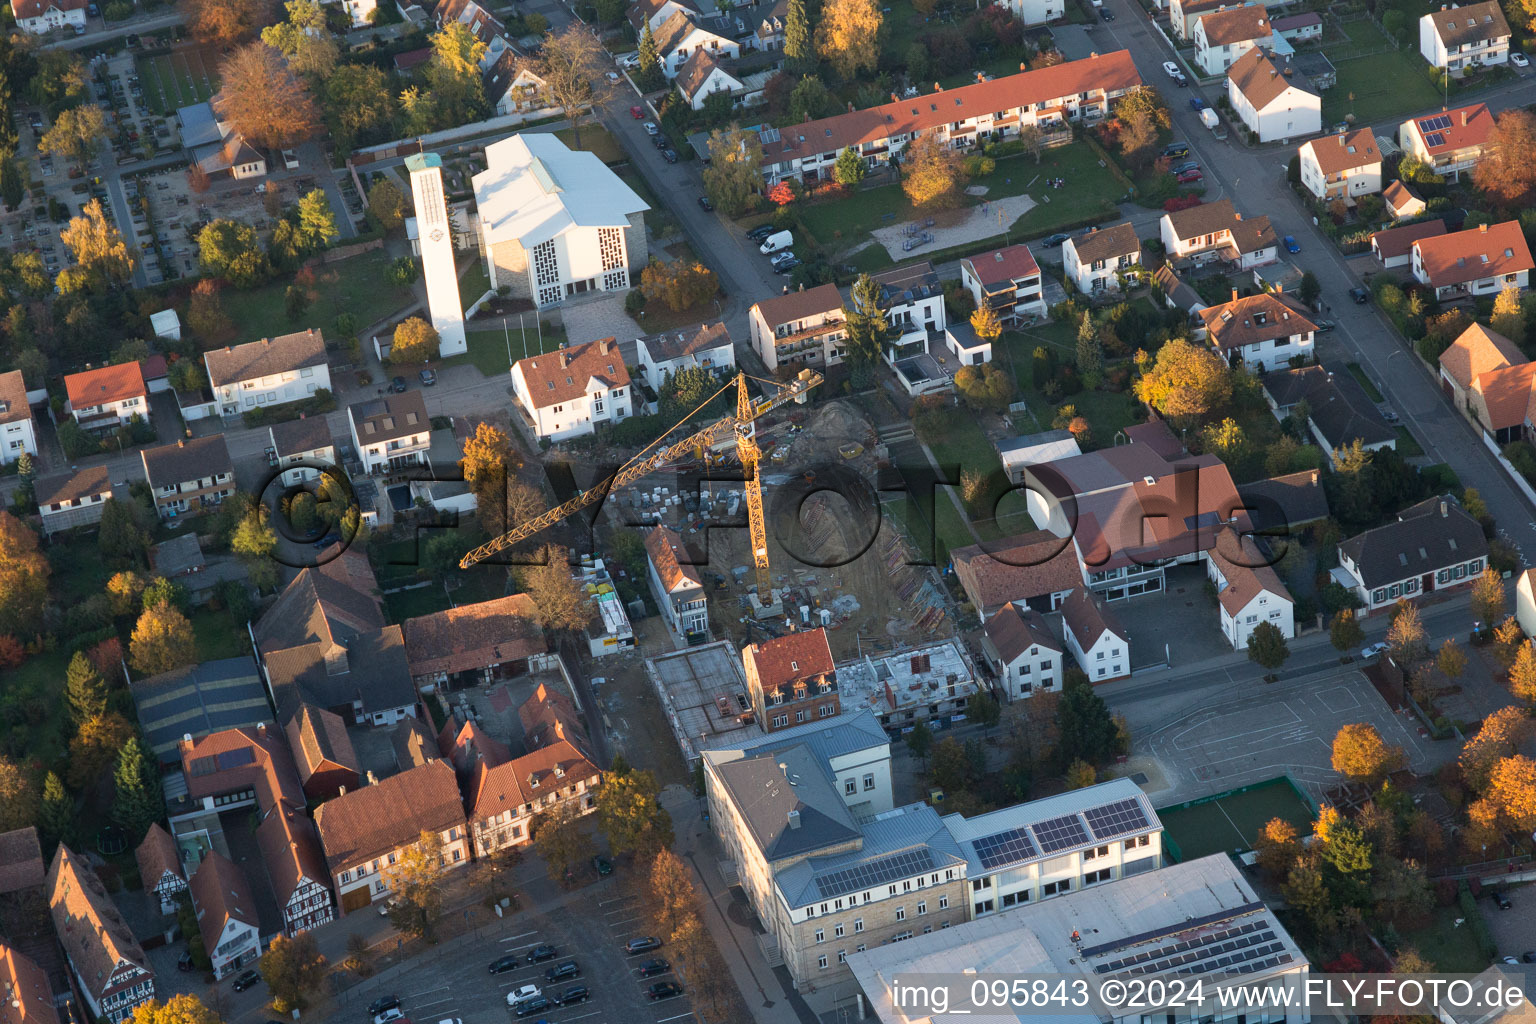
[1516,569,1536,636]
[11,0,85,34]
[1337,547,1485,611]
[991,0,1064,25]
[1420,9,1509,69]
[1413,245,1531,301]
[646,552,709,638]
[342,0,378,24]
[1205,554,1295,649]
[1298,136,1383,201]
[1064,620,1128,681]
[636,328,735,385]
[348,412,430,475]
[1228,72,1320,142]
[1194,17,1270,76]
[406,153,468,358]
[658,22,740,78]
[207,360,331,418]
[72,394,147,430]
[682,63,744,109]
[509,341,632,442]
[1062,237,1139,295]
[204,912,260,980]
[0,415,36,465]
[944,326,993,367]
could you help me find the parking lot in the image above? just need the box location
[1485,884,1536,962]
[342,883,696,1024]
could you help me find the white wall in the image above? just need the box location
[0,416,36,464]
[995,642,1062,699]
[1228,77,1321,142]
[1066,625,1128,680]
[210,363,333,416]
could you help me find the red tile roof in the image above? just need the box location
[758,51,1140,163]
[179,725,305,812]
[255,801,330,918]
[133,824,183,895]
[0,942,59,1024]
[12,0,86,17]
[644,524,702,593]
[46,846,151,1004]
[188,851,257,956]
[1406,102,1493,156]
[515,338,630,411]
[65,362,146,410]
[0,370,28,427]
[1472,361,1536,430]
[438,716,513,774]
[751,284,844,329]
[1371,218,1446,262]
[0,827,43,896]
[1208,528,1291,615]
[962,244,1042,291]
[467,738,600,825]
[313,760,465,870]
[1301,129,1380,175]
[1439,322,1523,390]
[1197,4,1271,46]
[984,604,1060,664]
[518,682,587,753]
[284,703,361,787]
[950,531,1085,613]
[402,594,545,680]
[1061,587,1126,647]
[1414,221,1534,288]
[744,628,835,691]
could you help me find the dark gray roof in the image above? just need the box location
[270,415,334,457]
[264,626,416,720]
[871,261,941,311]
[129,656,272,761]
[1238,470,1329,533]
[141,435,234,487]
[349,391,430,446]
[204,329,326,386]
[712,744,859,861]
[150,533,206,576]
[1338,495,1488,588]
[347,625,417,715]
[254,551,385,654]
[1307,367,1396,449]
[638,321,732,363]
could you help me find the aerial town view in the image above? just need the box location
[9,0,1536,1020]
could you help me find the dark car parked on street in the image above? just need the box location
[526,944,559,962]
[545,960,580,983]
[647,981,683,1000]
[232,970,261,992]
[638,959,671,978]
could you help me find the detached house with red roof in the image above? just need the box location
[652,9,739,79]
[1159,198,1279,270]
[961,245,1047,323]
[1194,5,1273,76]
[743,628,838,731]
[47,846,155,1023]
[65,363,149,434]
[10,0,85,34]
[758,52,1141,185]
[188,851,261,979]
[1411,221,1533,302]
[1400,103,1493,181]
[1226,48,1321,143]
[1436,323,1536,444]
[510,337,632,441]
[1297,129,1382,202]
[1206,528,1294,648]
[134,824,187,915]
[0,369,36,465]
[981,604,1063,699]
[1438,322,1525,415]
[645,524,709,640]
[1197,289,1317,371]
[1060,588,1130,681]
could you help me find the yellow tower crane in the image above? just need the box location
[458,368,823,586]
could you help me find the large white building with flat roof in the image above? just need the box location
[472,134,649,309]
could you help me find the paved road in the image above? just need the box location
[42,11,183,49]
[1090,0,1536,568]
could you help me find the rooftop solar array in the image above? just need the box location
[1091,917,1292,979]
[1084,798,1151,840]
[973,827,1038,870]
[1420,114,1452,132]
[1032,814,1090,853]
[813,848,936,900]
[1424,132,1446,148]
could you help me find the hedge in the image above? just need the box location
[1457,882,1497,962]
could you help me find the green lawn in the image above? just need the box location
[1395,426,1424,458]
[190,608,250,662]
[385,583,453,622]
[135,51,218,117]
[993,326,1142,447]
[450,323,567,377]
[1345,362,1383,401]
[213,251,415,346]
[1403,905,1493,972]
[555,125,625,165]
[459,260,491,313]
[1323,51,1442,126]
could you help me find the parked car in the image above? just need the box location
[647,981,684,1000]
[489,955,520,974]
[1350,286,1370,304]
[759,230,793,254]
[527,944,559,963]
[1359,642,1389,661]
[772,257,802,274]
[177,952,195,972]
[626,937,663,955]
[1042,232,1071,246]
[643,121,659,135]
[638,959,672,978]
[232,970,261,992]
[1491,890,1513,910]
[1514,52,1530,67]
[697,195,713,211]
[513,996,553,1018]
[1162,142,1190,158]
[630,105,644,118]
[389,376,408,392]
[1175,169,1202,183]
[746,224,777,241]
[1189,97,1205,111]
[555,986,590,1005]
[1170,160,1199,175]
[372,1011,405,1024]
[662,149,677,163]
[545,961,580,983]
[606,71,620,82]
[770,250,798,267]
[618,53,641,68]
[1099,7,1113,17]
[1162,60,1181,77]
[1313,320,1335,333]
[367,997,400,1017]
[505,985,541,1007]
[592,854,613,875]
[418,368,436,386]
[1283,235,1300,253]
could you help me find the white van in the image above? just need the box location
[759,230,793,254]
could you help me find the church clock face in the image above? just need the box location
[429,228,445,243]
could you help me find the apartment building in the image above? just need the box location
[65,363,149,433]
[871,262,946,359]
[203,329,330,419]
[1194,4,1273,75]
[835,640,980,734]
[1198,289,1317,371]
[758,52,1141,185]
[1411,221,1533,302]
[743,628,840,731]
[140,436,235,519]
[1297,129,1383,202]
[748,285,847,370]
[1399,103,1493,181]
[510,338,632,441]
[959,245,1046,324]
[652,10,740,78]
[1420,0,1509,69]
[348,392,431,474]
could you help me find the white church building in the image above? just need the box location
[406,151,467,357]
[471,133,649,309]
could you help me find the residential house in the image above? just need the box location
[203,329,330,419]
[313,759,469,915]
[1194,5,1273,76]
[519,682,586,751]
[348,391,431,474]
[134,824,187,915]
[1515,568,1536,635]
[1062,223,1140,295]
[65,363,149,433]
[482,52,550,116]
[1411,221,1534,302]
[872,262,947,360]
[1271,10,1323,41]
[1383,180,1428,220]
[652,11,740,79]
[1420,1,1509,69]
[172,725,306,825]
[981,604,1063,699]
[47,846,155,1024]
[1371,219,1447,269]
[676,50,747,110]
[10,0,85,34]
[635,321,735,386]
[35,466,113,536]
[1206,528,1295,649]
[0,943,58,1024]
[1169,0,1231,40]
[629,0,699,34]
[993,0,1065,24]
[472,134,649,309]
[255,801,335,936]
[0,369,35,465]
[996,430,1082,485]
[269,415,336,486]
[1455,358,1536,444]
[1438,323,1525,416]
[188,852,260,980]
[401,593,548,689]
[1262,365,1397,458]
[434,0,511,68]
[1153,264,1209,316]
[1226,49,1321,143]
[1198,289,1317,371]
[1335,496,1488,611]
[959,245,1046,324]
[0,826,45,901]
[645,524,709,640]
[1297,129,1382,201]
[1159,198,1279,269]
[1399,103,1493,181]
[743,628,840,731]
[748,285,847,370]
[140,436,235,519]
[284,702,362,802]
[1061,588,1130,681]
[510,337,632,441]
[950,531,1086,615]
[752,0,786,48]
[1238,468,1330,534]
[758,52,1142,185]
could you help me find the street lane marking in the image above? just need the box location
[656,1012,693,1022]
[499,930,540,944]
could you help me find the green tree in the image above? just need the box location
[841,273,888,385]
[905,719,932,766]
[1075,310,1102,381]
[595,768,674,859]
[1133,338,1232,421]
[1111,86,1171,164]
[1282,857,1336,931]
[112,736,161,840]
[367,177,407,230]
[391,316,440,364]
[324,65,396,152]
[142,576,190,613]
[260,0,338,79]
[231,508,279,591]
[1246,620,1290,671]
[636,21,665,91]
[65,651,108,725]
[532,798,594,886]
[1329,609,1364,653]
[39,105,107,169]
[97,498,150,566]
[784,0,812,71]
[198,219,269,287]
[1437,637,1467,679]
[38,771,72,854]
[789,74,832,123]
[1298,270,1320,308]
[1065,758,1097,789]
[384,830,447,940]
[0,757,39,833]
[966,691,1001,736]
[1055,675,1116,768]
[928,736,971,792]
[1472,565,1507,626]
[833,146,866,186]
[297,189,338,249]
[424,22,489,126]
[702,126,764,215]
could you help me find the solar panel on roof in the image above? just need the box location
[215,747,256,770]
[1085,798,1151,839]
[1424,131,1446,147]
[1031,814,1089,853]
[973,827,1038,870]
[1421,114,1452,132]
[813,848,936,900]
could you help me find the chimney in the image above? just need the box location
[1338,134,1345,146]
[257,722,266,734]
[890,92,899,102]
[977,71,985,83]
[1441,500,1448,517]
[1310,469,1319,484]
[1462,110,1470,125]
[177,439,185,448]
[848,102,854,112]
[1480,222,1489,232]
[933,82,942,92]
[183,733,193,745]
[559,350,569,367]
[1231,288,1239,303]
[366,770,378,785]
[786,809,801,829]
[338,785,346,796]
